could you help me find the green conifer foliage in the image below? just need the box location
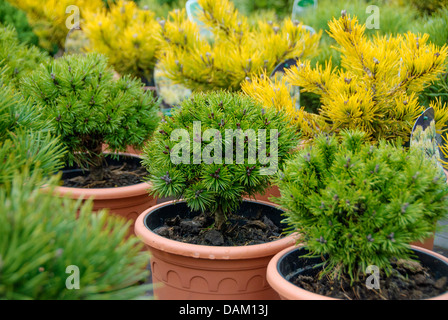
[0,171,151,299]
[0,81,65,185]
[274,130,448,282]
[0,25,48,88]
[142,91,297,229]
[21,53,161,180]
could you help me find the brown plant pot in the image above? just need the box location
[253,185,280,204]
[411,236,435,251]
[134,199,296,300]
[102,144,143,155]
[267,245,448,300]
[49,153,156,236]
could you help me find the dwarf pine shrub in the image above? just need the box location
[142,91,297,229]
[274,130,448,282]
[156,0,321,92]
[83,0,161,85]
[245,13,448,143]
[21,53,160,181]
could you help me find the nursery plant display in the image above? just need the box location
[0,25,48,88]
[156,0,321,92]
[142,90,296,231]
[20,52,161,231]
[268,130,448,299]
[135,90,298,299]
[279,13,448,143]
[83,0,161,86]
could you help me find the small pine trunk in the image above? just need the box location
[87,140,106,181]
[214,205,227,231]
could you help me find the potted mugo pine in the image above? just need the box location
[21,53,161,235]
[134,91,298,300]
[267,130,448,300]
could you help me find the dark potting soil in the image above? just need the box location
[153,210,283,246]
[61,156,147,188]
[292,259,448,300]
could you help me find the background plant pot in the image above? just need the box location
[102,144,143,156]
[50,153,156,237]
[267,245,448,300]
[134,199,296,300]
[253,185,280,204]
[411,236,435,251]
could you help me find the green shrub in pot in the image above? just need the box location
[142,90,297,230]
[273,129,448,283]
[21,53,161,181]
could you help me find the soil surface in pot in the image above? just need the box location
[61,155,146,188]
[154,210,283,246]
[293,259,448,300]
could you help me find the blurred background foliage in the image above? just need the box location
[3,0,447,113]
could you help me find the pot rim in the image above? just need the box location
[267,244,448,300]
[134,199,297,260]
[46,152,152,199]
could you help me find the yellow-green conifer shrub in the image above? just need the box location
[281,12,448,143]
[242,73,327,138]
[7,0,104,53]
[83,0,161,85]
[156,0,321,92]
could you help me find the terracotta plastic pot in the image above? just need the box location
[253,185,280,204]
[134,199,296,300]
[411,236,435,251]
[50,153,156,236]
[267,245,448,300]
